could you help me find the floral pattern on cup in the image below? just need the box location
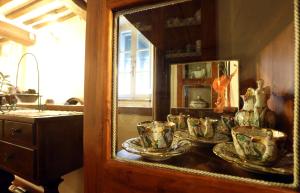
[187,117,218,139]
[167,113,190,131]
[231,126,287,165]
[137,121,175,151]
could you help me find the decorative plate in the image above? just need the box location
[213,142,293,175]
[175,131,230,145]
[122,137,192,161]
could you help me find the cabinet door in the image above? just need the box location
[84,0,299,193]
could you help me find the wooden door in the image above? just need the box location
[84,0,299,193]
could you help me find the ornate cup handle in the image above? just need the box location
[173,139,191,150]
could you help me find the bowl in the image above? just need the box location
[137,121,175,151]
[189,96,208,108]
[15,94,39,103]
[231,126,287,165]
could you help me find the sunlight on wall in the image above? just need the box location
[0,41,25,89]
[26,16,86,104]
[0,16,85,105]
[170,65,177,107]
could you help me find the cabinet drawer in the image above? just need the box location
[2,121,35,146]
[0,141,35,179]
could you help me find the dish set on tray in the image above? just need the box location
[122,114,231,162]
[122,80,293,176]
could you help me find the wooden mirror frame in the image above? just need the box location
[84,0,300,193]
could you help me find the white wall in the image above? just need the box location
[0,41,25,90]
[27,16,85,104]
[0,16,85,105]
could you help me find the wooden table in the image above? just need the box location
[0,109,83,193]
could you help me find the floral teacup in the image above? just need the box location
[167,113,190,131]
[231,126,287,165]
[137,121,176,151]
[187,117,218,138]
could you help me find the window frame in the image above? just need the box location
[118,16,154,102]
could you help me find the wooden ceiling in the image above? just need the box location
[0,0,87,45]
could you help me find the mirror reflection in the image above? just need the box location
[114,0,296,187]
[170,60,239,111]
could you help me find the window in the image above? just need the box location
[118,16,153,106]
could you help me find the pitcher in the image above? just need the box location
[235,89,256,127]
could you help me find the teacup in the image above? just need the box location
[231,126,287,165]
[137,121,176,151]
[167,113,190,131]
[219,115,235,134]
[187,117,218,138]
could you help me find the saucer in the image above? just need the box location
[175,131,230,145]
[122,137,192,161]
[213,142,293,175]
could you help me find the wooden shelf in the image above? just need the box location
[166,51,201,59]
[117,148,293,184]
[182,78,213,85]
[165,21,201,29]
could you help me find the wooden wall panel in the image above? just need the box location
[107,0,168,10]
[102,161,297,193]
[258,22,294,149]
[84,0,112,192]
[215,0,293,93]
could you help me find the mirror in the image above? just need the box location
[170,60,239,111]
[113,0,297,188]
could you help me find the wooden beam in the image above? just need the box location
[6,0,53,19]
[60,0,86,20]
[0,38,8,44]
[32,12,76,29]
[107,0,164,9]
[4,0,36,17]
[0,18,35,45]
[23,6,68,25]
[58,12,76,22]
[0,0,13,6]
[72,0,87,10]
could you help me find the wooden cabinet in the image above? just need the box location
[163,0,216,62]
[0,141,35,179]
[124,0,216,63]
[175,62,217,108]
[0,110,83,193]
[3,121,35,147]
[84,0,298,193]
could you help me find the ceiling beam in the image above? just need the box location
[60,0,86,20]
[23,6,68,25]
[72,0,87,10]
[58,12,76,22]
[0,38,8,44]
[0,18,35,45]
[0,0,13,7]
[32,12,76,29]
[6,0,53,19]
